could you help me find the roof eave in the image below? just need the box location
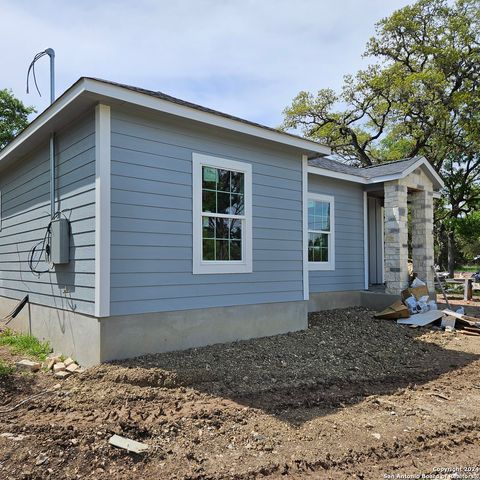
[0,77,87,165]
[82,78,331,156]
[307,165,367,183]
[309,157,444,191]
[0,77,330,168]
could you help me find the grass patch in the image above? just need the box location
[0,329,51,361]
[0,359,14,376]
[458,265,479,272]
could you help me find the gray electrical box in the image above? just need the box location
[50,218,70,264]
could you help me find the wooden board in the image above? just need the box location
[397,310,444,326]
[442,310,480,326]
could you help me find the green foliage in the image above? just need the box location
[282,0,480,270]
[0,329,51,361]
[0,359,14,377]
[455,211,480,260]
[0,89,35,150]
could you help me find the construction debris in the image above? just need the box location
[374,300,409,320]
[53,362,66,373]
[397,310,444,327]
[64,357,75,367]
[44,354,82,375]
[442,309,480,327]
[108,434,149,454]
[66,363,79,373]
[441,315,456,329]
[432,266,452,309]
[15,359,41,372]
[375,275,480,334]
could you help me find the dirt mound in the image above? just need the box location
[86,364,179,388]
[0,307,479,479]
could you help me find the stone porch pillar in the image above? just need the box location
[384,181,409,295]
[411,189,434,293]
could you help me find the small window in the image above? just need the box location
[193,153,252,274]
[308,193,334,270]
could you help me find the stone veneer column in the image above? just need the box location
[411,189,434,293]
[384,180,409,295]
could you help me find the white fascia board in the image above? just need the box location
[83,79,331,156]
[0,79,86,165]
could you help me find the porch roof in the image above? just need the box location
[308,156,444,190]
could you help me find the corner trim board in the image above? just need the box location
[302,155,309,300]
[94,104,111,317]
[363,191,369,290]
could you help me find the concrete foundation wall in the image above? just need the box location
[100,300,308,362]
[0,296,100,366]
[308,291,398,312]
[1,291,397,367]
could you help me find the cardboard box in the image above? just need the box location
[401,286,429,302]
[374,300,410,320]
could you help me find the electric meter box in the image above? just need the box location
[50,218,70,264]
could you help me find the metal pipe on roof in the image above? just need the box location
[27,48,56,217]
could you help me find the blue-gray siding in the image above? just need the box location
[110,107,304,316]
[0,112,96,314]
[308,174,366,292]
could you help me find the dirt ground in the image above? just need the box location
[0,307,479,480]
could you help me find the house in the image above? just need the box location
[0,78,444,366]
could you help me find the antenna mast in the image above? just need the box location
[26,48,56,218]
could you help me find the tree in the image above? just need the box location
[455,209,480,262]
[282,0,480,275]
[0,89,35,150]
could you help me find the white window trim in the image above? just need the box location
[192,152,252,274]
[307,192,335,271]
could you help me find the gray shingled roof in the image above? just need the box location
[308,157,366,178]
[87,77,329,151]
[309,156,424,180]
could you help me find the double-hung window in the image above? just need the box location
[308,193,335,270]
[193,153,252,274]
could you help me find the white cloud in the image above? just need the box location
[0,0,413,125]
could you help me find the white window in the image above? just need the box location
[192,153,252,274]
[308,193,335,270]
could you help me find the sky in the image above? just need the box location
[0,0,413,127]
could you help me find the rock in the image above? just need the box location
[0,433,26,441]
[47,354,62,363]
[15,359,41,372]
[371,433,381,440]
[66,363,79,373]
[53,362,66,373]
[45,358,56,370]
[108,434,149,454]
[54,370,71,379]
[64,357,75,367]
[35,453,48,466]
